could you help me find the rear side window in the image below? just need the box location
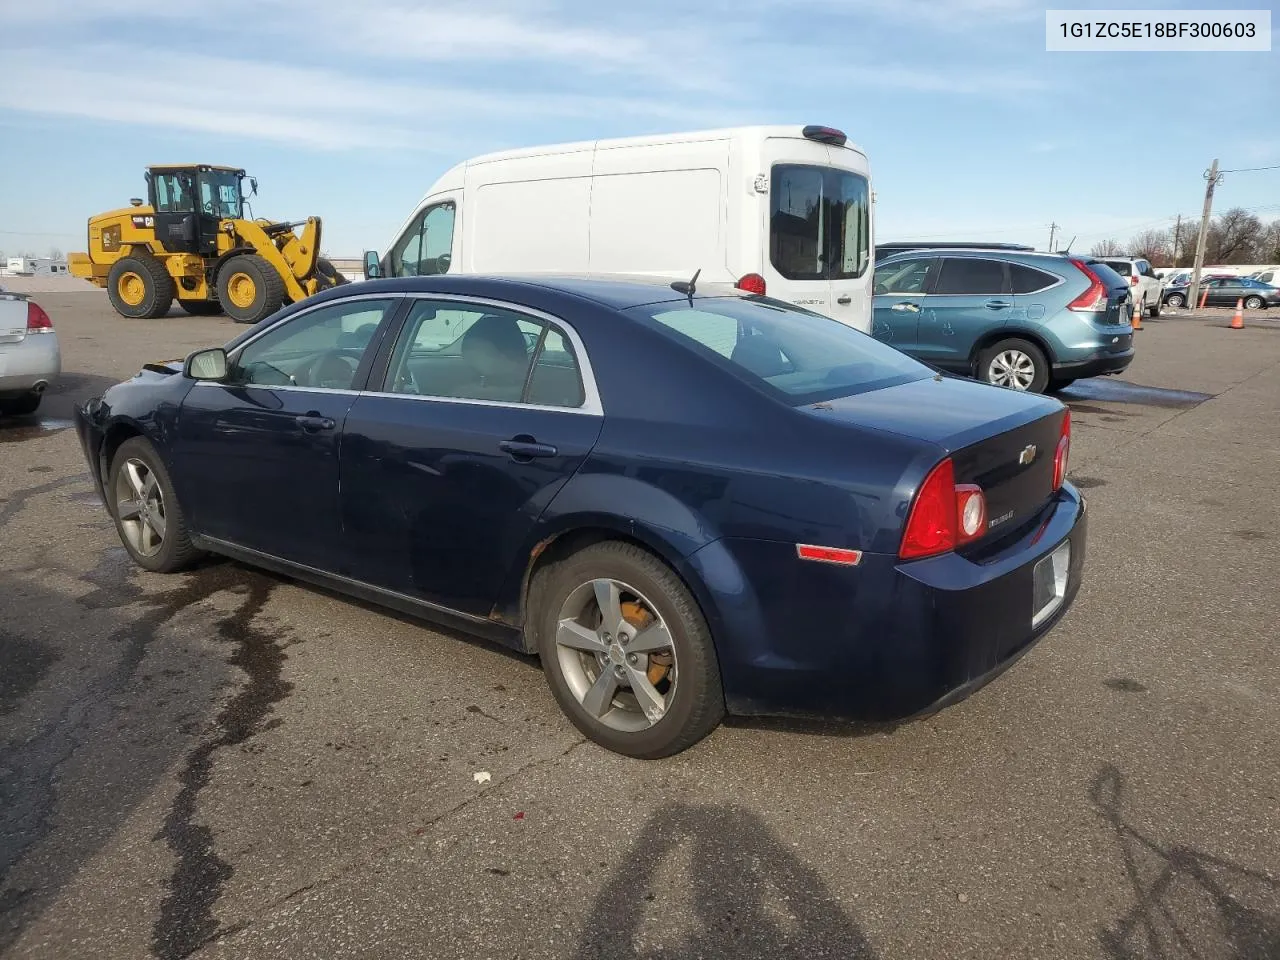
[933,258,1007,295]
[1010,264,1059,294]
[770,165,870,281]
[631,296,928,404]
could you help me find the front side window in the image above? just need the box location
[198,172,242,219]
[631,295,927,404]
[231,299,395,390]
[385,299,584,407]
[770,165,870,281]
[389,202,456,278]
[874,257,932,295]
[933,258,1008,295]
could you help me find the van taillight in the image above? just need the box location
[1067,259,1108,312]
[1053,410,1071,490]
[899,458,988,560]
[735,273,766,295]
[26,302,53,332]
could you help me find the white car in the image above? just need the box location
[0,292,60,416]
[1101,258,1164,318]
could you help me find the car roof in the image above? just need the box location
[877,248,1068,265]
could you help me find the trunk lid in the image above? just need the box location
[809,374,1067,538]
[0,294,29,344]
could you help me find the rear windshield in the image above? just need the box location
[628,295,928,405]
[770,165,870,281]
[1086,259,1129,289]
[1103,260,1133,275]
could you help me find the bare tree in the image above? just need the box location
[1128,228,1172,265]
[1209,207,1264,263]
[1090,239,1123,257]
[1260,220,1280,263]
[48,246,63,260]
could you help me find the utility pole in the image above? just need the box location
[1188,160,1222,309]
[1047,222,1059,252]
[1172,214,1182,265]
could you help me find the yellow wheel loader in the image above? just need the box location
[68,165,347,324]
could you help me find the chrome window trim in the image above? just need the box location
[381,294,604,416]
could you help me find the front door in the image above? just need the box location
[871,256,936,349]
[171,296,402,570]
[339,297,603,616]
[915,257,1011,371]
[148,170,199,254]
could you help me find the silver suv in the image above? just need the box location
[1101,258,1163,319]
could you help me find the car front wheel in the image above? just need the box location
[109,436,202,573]
[533,541,724,758]
[978,338,1049,393]
[1166,292,1186,308]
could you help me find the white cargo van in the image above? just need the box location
[364,125,874,331]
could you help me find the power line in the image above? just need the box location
[1219,163,1280,173]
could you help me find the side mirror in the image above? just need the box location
[363,250,383,280]
[184,347,228,381]
[250,177,259,196]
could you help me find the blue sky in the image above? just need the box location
[1,0,1277,258]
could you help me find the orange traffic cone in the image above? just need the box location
[1132,302,1143,330]
[1231,298,1244,329]
[1199,287,1211,309]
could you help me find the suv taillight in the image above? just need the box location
[735,273,767,295]
[1053,410,1071,490]
[26,302,53,332]
[899,458,988,560]
[1129,275,1138,286]
[1067,259,1108,312]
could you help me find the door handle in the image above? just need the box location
[836,295,852,305]
[295,414,336,432]
[890,302,920,313]
[985,299,1013,309]
[499,436,558,461]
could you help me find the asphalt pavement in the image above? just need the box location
[2,293,1278,959]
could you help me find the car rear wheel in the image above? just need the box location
[1166,292,1186,308]
[109,437,202,573]
[1244,295,1265,311]
[978,338,1049,393]
[0,391,42,416]
[533,541,724,758]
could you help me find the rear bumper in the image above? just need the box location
[1052,347,1133,379]
[686,485,1087,722]
[0,334,60,396]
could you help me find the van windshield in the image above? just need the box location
[770,165,870,281]
[627,295,928,405]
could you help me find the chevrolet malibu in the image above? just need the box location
[74,276,1086,757]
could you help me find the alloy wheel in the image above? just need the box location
[988,350,1037,390]
[114,458,167,557]
[555,578,677,732]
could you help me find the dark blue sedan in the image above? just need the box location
[74,276,1086,757]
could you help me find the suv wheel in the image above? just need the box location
[978,338,1049,393]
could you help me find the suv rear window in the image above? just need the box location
[1103,260,1134,276]
[770,165,870,282]
[630,296,927,404]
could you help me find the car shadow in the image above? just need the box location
[571,800,879,959]
[1092,764,1280,958]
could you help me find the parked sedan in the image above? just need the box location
[1182,276,1279,310]
[74,276,1086,757]
[0,291,60,416]
[872,250,1134,393]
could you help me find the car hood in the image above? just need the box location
[807,374,1062,452]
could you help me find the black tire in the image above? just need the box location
[0,392,41,416]
[977,337,1050,393]
[1244,296,1265,311]
[108,436,202,573]
[1149,299,1161,318]
[316,258,350,287]
[178,299,223,316]
[1046,377,1077,393]
[107,254,175,319]
[1166,292,1186,308]
[532,541,724,758]
[216,254,285,324]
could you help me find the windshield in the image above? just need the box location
[199,170,243,219]
[628,295,928,404]
[770,165,870,281]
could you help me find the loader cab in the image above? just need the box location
[145,164,246,256]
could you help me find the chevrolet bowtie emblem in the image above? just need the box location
[1019,444,1037,465]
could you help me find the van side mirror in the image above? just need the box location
[363,250,382,279]
[184,347,228,381]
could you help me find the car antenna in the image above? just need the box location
[1060,236,1076,255]
[670,268,701,302]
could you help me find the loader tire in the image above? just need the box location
[217,255,285,324]
[107,255,175,319]
[178,299,222,316]
[316,258,350,287]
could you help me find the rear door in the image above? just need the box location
[338,296,603,616]
[871,256,935,349]
[915,258,1011,371]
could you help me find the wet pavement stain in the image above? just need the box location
[25,465,53,474]
[0,475,88,531]
[1071,476,1108,489]
[1231,530,1271,542]
[0,633,61,715]
[151,576,294,960]
[1104,678,1149,694]
[1068,403,1137,418]
[1060,379,1214,408]
[0,418,75,443]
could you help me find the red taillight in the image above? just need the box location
[1053,409,1071,490]
[735,273,767,295]
[796,544,863,566]
[1129,275,1138,286]
[26,302,53,332]
[1067,259,1108,312]
[900,458,989,559]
